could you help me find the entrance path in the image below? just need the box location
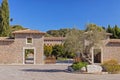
[0,64,120,80]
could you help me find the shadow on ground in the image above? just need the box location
[21,69,67,73]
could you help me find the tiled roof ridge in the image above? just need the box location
[12,29,45,34]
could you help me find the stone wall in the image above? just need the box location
[90,40,120,64]
[0,33,44,64]
[102,41,120,63]
[0,41,21,64]
[1,34,120,64]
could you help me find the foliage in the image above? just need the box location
[71,62,88,71]
[106,25,120,39]
[46,24,120,39]
[47,30,60,37]
[11,25,26,32]
[44,45,53,57]
[0,0,11,37]
[85,24,106,52]
[84,24,106,63]
[44,44,75,58]
[44,33,52,37]
[52,45,65,58]
[85,24,103,32]
[0,1,26,37]
[103,59,118,65]
[64,24,106,64]
[25,49,34,58]
[102,59,120,74]
[9,25,26,37]
[46,28,73,37]
[63,51,76,58]
[64,28,84,54]
[59,28,70,37]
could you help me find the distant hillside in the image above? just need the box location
[10,25,27,32]
[45,28,80,37]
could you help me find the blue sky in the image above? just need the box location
[1,0,120,32]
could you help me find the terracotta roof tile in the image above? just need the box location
[12,29,45,34]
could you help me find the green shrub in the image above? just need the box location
[71,62,88,71]
[102,59,120,74]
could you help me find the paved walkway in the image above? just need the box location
[0,64,120,80]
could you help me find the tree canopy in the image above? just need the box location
[106,25,120,39]
[11,25,26,32]
[0,0,10,37]
[64,24,106,64]
[64,28,84,54]
[44,45,53,57]
[52,45,65,58]
[46,28,73,37]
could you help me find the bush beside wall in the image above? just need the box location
[102,59,120,74]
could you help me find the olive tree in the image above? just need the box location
[64,24,106,64]
[84,24,106,63]
[64,28,84,56]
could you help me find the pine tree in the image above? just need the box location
[106,25,112,33]
[106,25,114,38]
[113,25,120,39]
[0,0,10,37]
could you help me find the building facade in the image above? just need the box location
[0,30,45,64]
[44,34,120,64]
[0,29,120,64]
[88,38,120,64]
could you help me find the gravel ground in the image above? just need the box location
[0,64,119,80]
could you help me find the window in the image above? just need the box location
[27,38,32,44]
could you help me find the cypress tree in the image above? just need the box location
[0,0,10,37]
[0,7,2,35]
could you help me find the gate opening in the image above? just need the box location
[24,49,34,64]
